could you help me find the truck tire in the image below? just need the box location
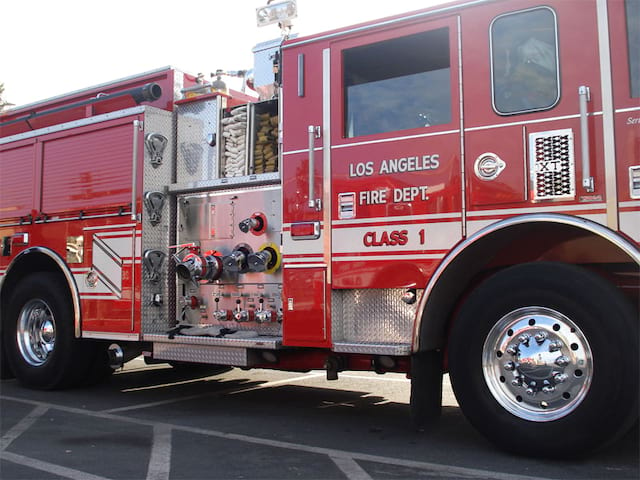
[3,273,94,389]
[448,262,638,457]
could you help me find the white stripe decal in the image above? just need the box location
[332,222,461,254]
[333,212,461,226]
[467,203,606,217]
[465,111,602,132]
[333,254,445,262]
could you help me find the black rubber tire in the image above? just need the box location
[0,343,15,380]
[3,273,94,390]
[448,262,638,458]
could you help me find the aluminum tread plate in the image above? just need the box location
[332,342,412,356]
[153,342,250,366]
[145,333,282,349]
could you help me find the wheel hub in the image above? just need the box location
[16,299,56,367]
[483,307,593,421]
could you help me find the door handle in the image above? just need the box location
[578,86,594,192]
[307,125,322,210]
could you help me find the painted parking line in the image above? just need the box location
[1,451,110,480]
[0,404,48,451]
[1,394,553,480]
[147,424,172,480]
[330,456,374,480]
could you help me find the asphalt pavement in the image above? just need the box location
[1,358,638,480]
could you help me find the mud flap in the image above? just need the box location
[410,350,443,430]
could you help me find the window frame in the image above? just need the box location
[335,22,457,141]
[489,6,561,116]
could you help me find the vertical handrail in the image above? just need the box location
[131,119,141,220]
[308,125,316,208]
[578,86,594,192]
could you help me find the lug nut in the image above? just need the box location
[511,377,523,387]
[542,385,555,394]
[548,340,563,352]
[526,387,535,396]
[553,373,569,383]
[504,362,516,371]
[517,333,531,345]
[534,331,548,344]
[555,355,570,367]
[506,344,518,355]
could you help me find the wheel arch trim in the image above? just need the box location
[412,213,640,353]
[1,247,82,338]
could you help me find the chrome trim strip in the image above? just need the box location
[457,14,467,237]
[131,120,141,221]
[82,331,140,341]
[413,214,640,352]
[465,111,602,133]
[615,106,640,113]
[596,0,619,230]
[0,106,146,144]
[1,247,82,338]
[331,129,460,149]
[323,48,333,281]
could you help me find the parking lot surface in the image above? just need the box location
[1,358,638,480]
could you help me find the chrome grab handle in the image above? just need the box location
[307,125,321,210]
[131,119,141,220]
[578,86,594,192]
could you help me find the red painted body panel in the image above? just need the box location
[282,267,330,347]
[42,119,136,215]
[0,142,37,219]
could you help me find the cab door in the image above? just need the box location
[608,0,640,241]
[329,16,463,290]
[463,1,607,233]
[281,41,331,347]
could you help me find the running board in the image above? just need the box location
[332,342,411,356]
[145,334,283,367]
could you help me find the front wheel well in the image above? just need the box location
[415,217,639,353]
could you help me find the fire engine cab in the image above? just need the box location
[1,0,638,457]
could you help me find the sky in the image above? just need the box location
[1,0,449,108]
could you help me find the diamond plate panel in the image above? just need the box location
[141,107,175,335]
[332,289,419,344]
[529,129,575,201]
[144,333,282,349]
[176,99,221,184]
[153,342,251,366]
[332,342,411,355]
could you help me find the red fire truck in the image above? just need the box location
[1,0,638,457]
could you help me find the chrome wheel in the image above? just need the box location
[483,306,593,422]
[16,299,56,367]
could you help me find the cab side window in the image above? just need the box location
[491,7,560,115]
[343,28,451,138]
